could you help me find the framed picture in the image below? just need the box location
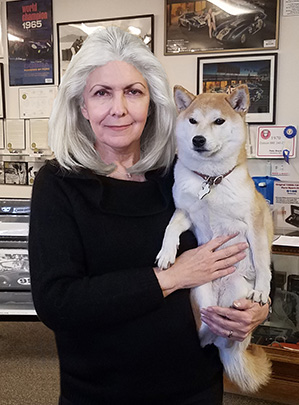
[197,53,277,124]
[165,0,280,55]
[0,64,5,118]
[7,0,54,86]
[57,14,154,82]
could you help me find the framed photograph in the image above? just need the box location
[165,0,280,55]
[4,162,28,185]
[7,0,54,86]
[57,14,154,82]
[0,64,5,118]
[197,53,277,124]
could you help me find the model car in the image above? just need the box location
[214,11,267,45]
[178,12,206,31]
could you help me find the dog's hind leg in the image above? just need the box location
[156,209,192,269]
[191,283,218,346]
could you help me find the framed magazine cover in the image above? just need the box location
[165,0,280,55]
[57,14,154,82]
[197,53,278,124]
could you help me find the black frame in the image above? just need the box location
[57,14,154,82]
[165,0,280,55]
[197,53,278,124]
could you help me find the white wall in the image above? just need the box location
[1,0,298,198]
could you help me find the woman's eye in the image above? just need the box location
[214,118,225,125]
[189,118,198,124]
[127,88,142,95]
[95,89,109,96]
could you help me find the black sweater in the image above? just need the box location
[29,160,222,405]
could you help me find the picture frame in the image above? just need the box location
[0,64,5,118]
[7,0,54,86]
[165,0,280,55]
[197,53,277,124]
[57,14,154,82]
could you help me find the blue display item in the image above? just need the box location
[252,176,280,205]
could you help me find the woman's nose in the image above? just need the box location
[110,93,127,116]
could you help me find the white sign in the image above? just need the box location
[273,182,299,233]
[19,87,57,119]
[256,125,297,159]
[283,0,299,16]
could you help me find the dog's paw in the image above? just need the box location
[156,233,180,269]
[198,324,214,347]
[247,289,268,305]
[156,246,178,270]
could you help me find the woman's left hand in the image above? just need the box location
[200,298,270,342]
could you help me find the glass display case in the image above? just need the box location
[0,198,36,320]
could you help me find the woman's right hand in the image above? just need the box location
[154,234,248,297]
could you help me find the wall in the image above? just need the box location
[0,0,298,200]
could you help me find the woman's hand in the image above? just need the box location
[154,234,248,297]
[200,298,270,341]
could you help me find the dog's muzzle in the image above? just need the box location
[192,135,206,152]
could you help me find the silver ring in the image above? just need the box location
[228,330,233,338]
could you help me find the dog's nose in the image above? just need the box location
[192,136,206,148]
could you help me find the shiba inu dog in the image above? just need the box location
[156,85,272,392]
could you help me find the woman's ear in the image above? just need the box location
[81,104,89,120]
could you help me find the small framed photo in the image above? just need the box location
[27,161,45,185]
[4,162,28,185]
[165,0,280,55]
[57,14,154,82]
[197,53,278,124]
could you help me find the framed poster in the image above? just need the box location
[197,53,277,124]
[165,0,280,55]
[57,14,154,82]
[7,0,54,86]
[0,64,5,118]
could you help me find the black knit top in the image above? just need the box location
[29,160,222,405]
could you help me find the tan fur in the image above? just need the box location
[157,84,272,392]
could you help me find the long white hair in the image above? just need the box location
[49,26,177,175]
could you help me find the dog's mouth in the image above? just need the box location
[193,145,221,156]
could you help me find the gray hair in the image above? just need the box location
[49,26,177,175]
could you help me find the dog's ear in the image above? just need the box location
[225,84,250,115]
[174,85,196,112]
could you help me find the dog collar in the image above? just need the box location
[193,166,236,186]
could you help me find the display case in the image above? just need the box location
[224,239,299,405]
[0,198,36,320]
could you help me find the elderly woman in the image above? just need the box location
[29,27,269,405]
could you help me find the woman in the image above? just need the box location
[29,27,269,405]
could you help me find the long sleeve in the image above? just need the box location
[29,163,167,332]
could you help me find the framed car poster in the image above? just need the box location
[57,14,154,82]
[165,0,280,55]
[7,0,54,86]
[197,53,278,124]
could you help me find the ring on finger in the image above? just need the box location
[228,330,233,338]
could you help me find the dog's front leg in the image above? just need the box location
[156,209,192,269]
[246,227,272,304]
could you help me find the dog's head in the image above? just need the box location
[174,84,250,173]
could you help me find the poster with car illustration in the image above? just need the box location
[165,0,280,54]
[7,0,54,85]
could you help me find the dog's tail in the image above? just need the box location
[218,337,271,393]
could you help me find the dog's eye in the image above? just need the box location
[189,118,198,124]
[214,118,225,125]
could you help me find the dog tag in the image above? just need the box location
[198,182,210,200]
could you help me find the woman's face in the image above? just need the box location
[81,60,150,161]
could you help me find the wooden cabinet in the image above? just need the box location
[225,242,299,404]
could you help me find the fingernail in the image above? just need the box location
[233,301,241,308]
